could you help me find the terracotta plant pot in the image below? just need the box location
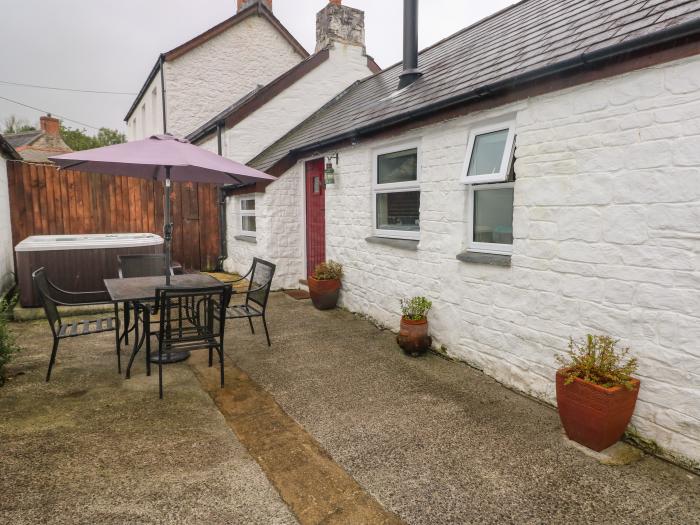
[397,317,432,357]
[307,276,341,310]
[556,369,640,452]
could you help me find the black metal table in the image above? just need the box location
[105,274,221,368]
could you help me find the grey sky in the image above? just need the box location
[0,0,517,134]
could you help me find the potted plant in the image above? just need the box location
[397,296,433,357]
[556,335,640,452]
[308,261,343,310]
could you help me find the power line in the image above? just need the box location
[0,94,101,130]
[0,79,136,96]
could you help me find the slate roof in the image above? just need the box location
[5,130,42,149]
[0,133,21,160]
[251,0,700,172]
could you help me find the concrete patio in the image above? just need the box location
[1,292,698,524]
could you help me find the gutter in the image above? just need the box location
[286,16,700,159]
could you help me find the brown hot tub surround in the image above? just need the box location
[15,234,164,307]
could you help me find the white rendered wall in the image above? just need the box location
[245,55,700,467]
[126,75,163,141]
[166,15,303,139]
[0,158,14,296]
[221,44,372,163]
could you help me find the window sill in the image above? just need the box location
[456,251,511,267]
[234,235,257,244]
[365,236,418,251]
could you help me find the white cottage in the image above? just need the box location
[222,0,700,470]
[0,134,20,297]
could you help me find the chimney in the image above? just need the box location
[316,1,366,53]
[237,0,272,12]
[398,0,422,89]
[40,114,60,136]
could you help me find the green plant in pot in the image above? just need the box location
[308,261,343,310]
[556,334,640,452]
[397,296,432,357]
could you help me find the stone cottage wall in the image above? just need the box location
[166,15,302,139]
[0,158,14,296]
[273,55,700,466]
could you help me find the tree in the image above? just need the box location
[3,115,37,134]
[60,125,126,151]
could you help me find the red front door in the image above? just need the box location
[305,159,326,277]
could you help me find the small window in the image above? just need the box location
[373,145,420,240]
[461,121,515,184]
[469,183,514,255]
[240,198,256,236]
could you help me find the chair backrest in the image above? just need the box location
[155,284,232,342]
[118,254,173,278]
[247,258,276,309]
[32,267,61,334]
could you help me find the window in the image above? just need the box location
[373,144,420,240]
[468,183,514,255]
[240,198,256,236]
[461,121,515,184]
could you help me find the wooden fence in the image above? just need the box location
[7,161,221,271]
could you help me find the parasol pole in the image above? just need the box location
[164,166,172,286]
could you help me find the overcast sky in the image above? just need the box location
[0,0,517,135]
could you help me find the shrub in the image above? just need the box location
[557,335,638,390]
[400,296,432,321]
[312,261,343,281]
[0,291,19,386]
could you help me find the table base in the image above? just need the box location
[149,351,191,364]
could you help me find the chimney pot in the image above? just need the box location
[40,114,60,137]
[237,0,272,12]
[316,1,365,52]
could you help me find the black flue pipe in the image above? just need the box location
[398,0,422,89]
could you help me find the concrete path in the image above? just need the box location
[1,292,699,524]
[226,293,700,525]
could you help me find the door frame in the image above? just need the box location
[300,156,326,280]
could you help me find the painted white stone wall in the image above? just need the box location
[220,44,372,163]
[223,164,304,290]
[251,55,700,467]
[126,75,163,141]
[166,15,302,139]
[0,158,14,296]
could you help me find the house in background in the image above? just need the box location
[0,134,20,296]
[5,115,72,163]
[125,0,378,143]
[221,0,700,469]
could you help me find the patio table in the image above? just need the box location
[105,273,221,366]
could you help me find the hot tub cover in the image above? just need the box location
[15,233,164,252]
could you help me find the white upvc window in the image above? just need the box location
[461,120,516,185]
[372,143,421,240]
[240,197,256,237]
[468,182,515,255]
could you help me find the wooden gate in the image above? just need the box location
[305,159,326,277]
[6,161,221,271]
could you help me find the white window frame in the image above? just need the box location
[239,197,256,237]
[461,120,516,185]
[468,182,515,255]
[372,141,421,241]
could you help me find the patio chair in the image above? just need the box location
[143,284,231,398]
[117,254,174,346]
[32,267,117,382]
[222,258,276,347]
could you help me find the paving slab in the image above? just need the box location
[226,293,700,525]
[0,318,296,525]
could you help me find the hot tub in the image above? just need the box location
[15,233,164,307]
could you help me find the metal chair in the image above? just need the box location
[224,258,276,346]
[146,284,231,398]
[117,254,174,346]
[32,267,117,382]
